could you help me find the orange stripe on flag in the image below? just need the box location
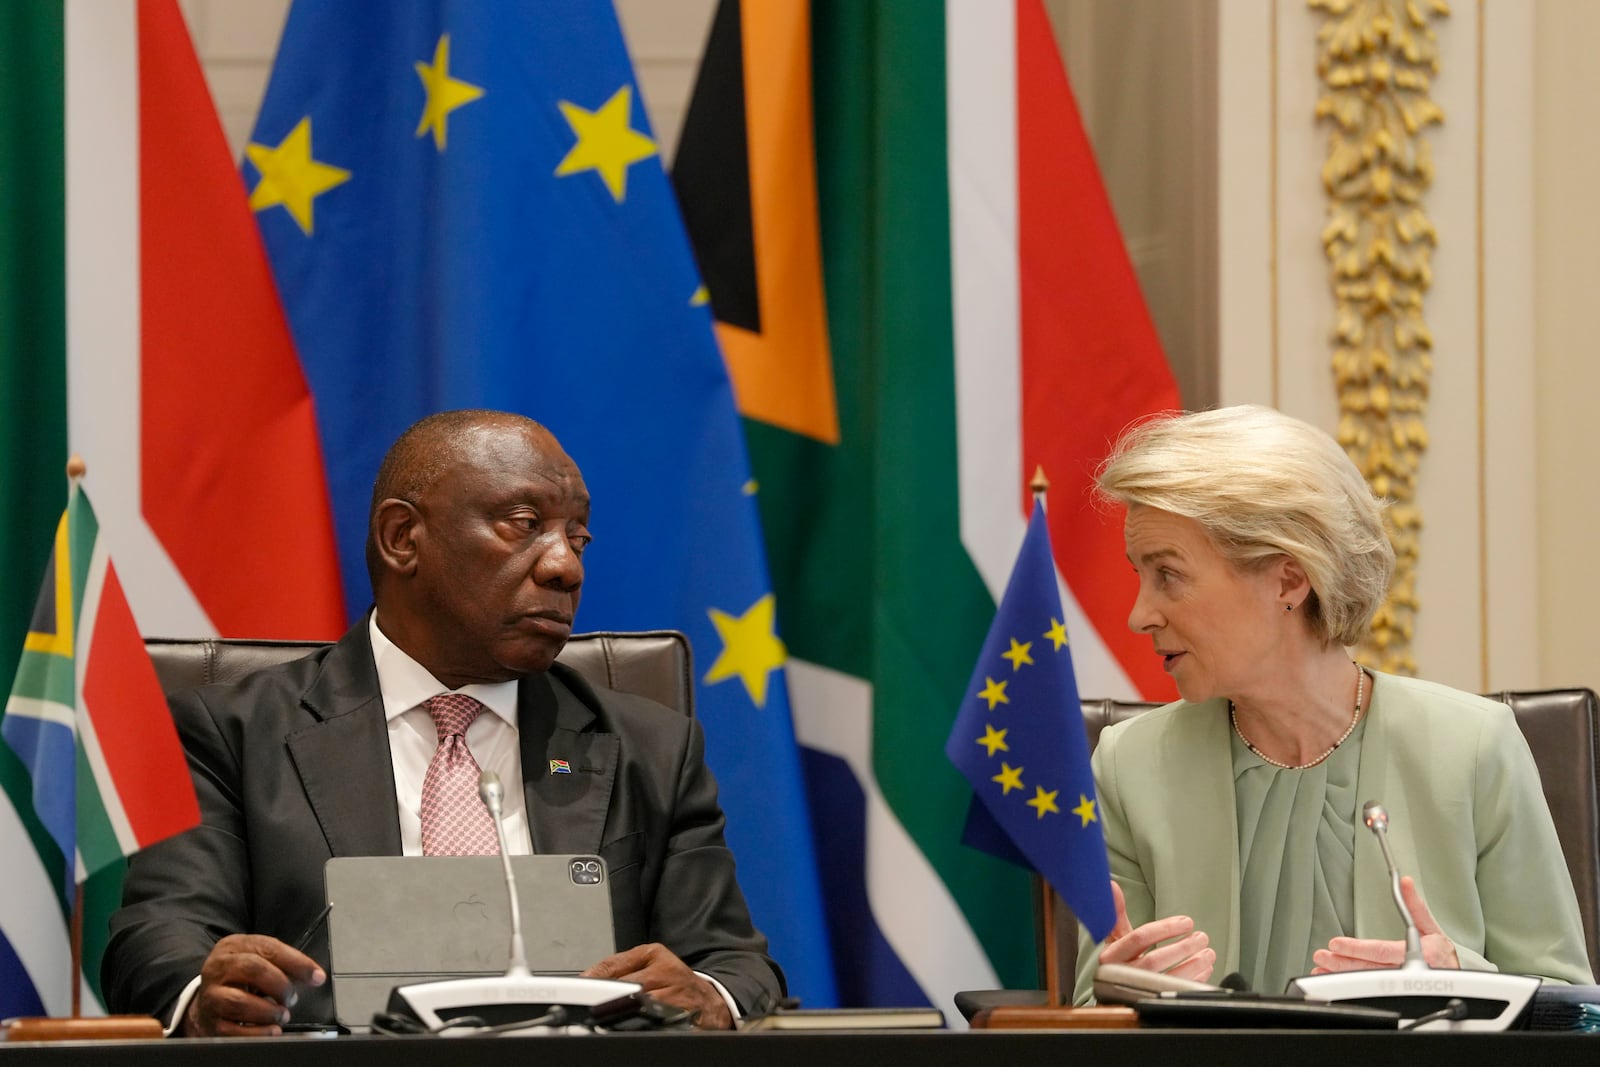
[718,0,838,444]
[81,561,198,846]
[135,0,345,639]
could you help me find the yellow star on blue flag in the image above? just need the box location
[703,594,787,707]
[554,85,657,202]
[1026,787,1060,820]
[1002,637,1033,670]
[246,117,350,235]
[414,34,484,151]
[992,763,1025,795]
[1044,617,1069,651]
[976,724,1008,757]
[1072,794,1098,827]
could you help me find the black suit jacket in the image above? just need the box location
[103,621,784,1024]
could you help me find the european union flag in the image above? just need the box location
[945,502,1115,941]
[246,0,836,1004]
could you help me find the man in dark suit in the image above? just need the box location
[103,410,783,1035]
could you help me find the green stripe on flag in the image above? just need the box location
[74,743,122,879]
[66,490,99,625]
[746,0,1036,990]
[78,859,121,1008]
[0,2,68,692]
[11,651,77,710]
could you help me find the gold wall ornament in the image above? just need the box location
[1312,0,1449,675]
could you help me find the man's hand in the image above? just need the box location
[182,934,325,1037]
[1312,875,1460,973]
[1097,880,1216,982]
[581,943,732,1030]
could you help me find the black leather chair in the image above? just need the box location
[1030,689,1600,995]
[143,630,695,716]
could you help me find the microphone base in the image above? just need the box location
[386,974,642,1033]
[1286,967,1539,1031]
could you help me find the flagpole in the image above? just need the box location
[1025,466,1067,1007]
[70,885,83,1018]
[66,455,87,1019]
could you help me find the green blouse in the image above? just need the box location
[1231,716,1368,995]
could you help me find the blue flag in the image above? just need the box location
[246,0,836,1004]
[945,503,1115,942]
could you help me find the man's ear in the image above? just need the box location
[374,498,423,578]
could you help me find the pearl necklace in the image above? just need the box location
[1230,663,1367,770]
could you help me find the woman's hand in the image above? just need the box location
[1311,875,1460,973]
[1096,880,1216,981]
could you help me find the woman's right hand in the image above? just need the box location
[1096,881,1216,982]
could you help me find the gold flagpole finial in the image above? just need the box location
[66,455,87,481]
[1029,465,1050,496]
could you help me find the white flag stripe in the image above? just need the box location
[946,0,1141,703]
[64,0,140,544]
[787,659,996,1027]
[947,0,1023,605]
[0,793,73,1016]
[63,0,217,641]
[2,697,77,732]
[72,543,141,860]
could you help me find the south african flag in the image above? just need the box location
[0,483,198,1015]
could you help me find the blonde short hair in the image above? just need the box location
[1094,405,1394,647]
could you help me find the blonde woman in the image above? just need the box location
[1074,405,1591,1002]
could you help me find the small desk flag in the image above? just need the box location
[1,483,200,1014]
[945,501,1115,941]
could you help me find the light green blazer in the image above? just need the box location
[1073,672,1593,1002]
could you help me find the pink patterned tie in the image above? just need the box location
[419,694,499,856]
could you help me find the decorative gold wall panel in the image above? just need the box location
[1312,0,1449,673]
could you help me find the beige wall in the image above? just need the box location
[178,0,289,157]
[1534,0,1600,694]
[1208,0,1595,695]
[1048,0,1219,409]
[1216,1,1542,692]
[185,0,1596,694]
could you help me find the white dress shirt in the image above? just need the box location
[371,616,740,1022]
[369,615,531,855]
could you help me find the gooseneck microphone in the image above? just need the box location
[1361,801,1424,969]
[382,772,641,1033]
[478,771,529,977]
[1287,799,1540,1031]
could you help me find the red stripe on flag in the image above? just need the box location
[1015,0,1179,701]
[135,0,345,639]
[82,561,199,845]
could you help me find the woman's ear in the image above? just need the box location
[1275,555,1312,609]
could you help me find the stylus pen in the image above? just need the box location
[292,903,332,954]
